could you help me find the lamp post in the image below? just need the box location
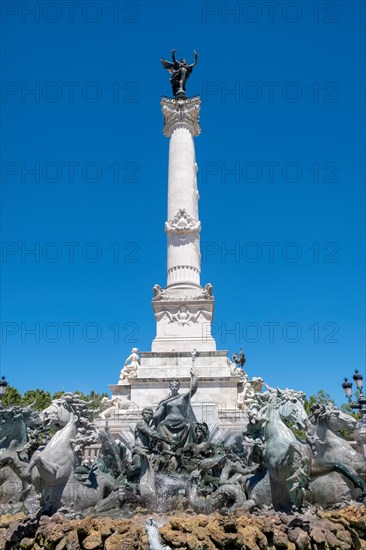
[0,376,8,407]
[342,370,366,440]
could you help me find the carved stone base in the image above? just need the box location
[151,296,216,352]
[107,350,245,429]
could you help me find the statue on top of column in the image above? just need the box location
[161,49,198,98]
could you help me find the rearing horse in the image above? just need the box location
[25,395,79,510]
[0,406,40,511]
[25,394,118,514]
[307,403,366,506]
[256,387,310,511]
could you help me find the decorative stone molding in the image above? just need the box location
[155,306,212,326]
[161,96,201,137]
[152,283,214,302]
[167,265,200,286]
[165,209,201,235]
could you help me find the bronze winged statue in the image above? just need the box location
[161,49,198,98]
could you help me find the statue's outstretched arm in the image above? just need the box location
[190,367,198,398]
[188,50,199,69]
[171,49,177,64]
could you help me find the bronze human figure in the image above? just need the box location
[161,49,198,98]
[153,368,198,452]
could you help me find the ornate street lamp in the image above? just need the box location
[0,376,8,406]
[342,370,366,429]
[341,378,353,399]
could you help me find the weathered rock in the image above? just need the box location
[237,524,268,550]
[82,529,103,549]
[294,530,311,549]
[35,516,67,549]
[309,525,327,545]
[0,506,365,549]
[335,527,353,546]
[272,526,288,547]
[77,517,98,541]
[287,527,303,543]
[97,519,115,540]
[321,505,366,532]
[19,538,35,549]
[2,513,39,549]
[61,529,80,550]
[104,533,127,550]
[54,535,68,550]
[0,514,25,529]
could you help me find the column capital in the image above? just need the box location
[161,95,201,138]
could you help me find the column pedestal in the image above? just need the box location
[152,297,216,352]
[108,350,244,428]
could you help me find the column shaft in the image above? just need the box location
[166,125,200,288]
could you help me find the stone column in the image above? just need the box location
[151,96,217,352]
[163,96,201,290]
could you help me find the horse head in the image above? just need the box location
[256,386,308,431]
[310,403,357,434]
[39,395,76,428]
[0,406,40,450]
[276,388,308,431]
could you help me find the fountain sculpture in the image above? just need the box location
[1,379,365,518]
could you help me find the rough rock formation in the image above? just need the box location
[0,505,366,549]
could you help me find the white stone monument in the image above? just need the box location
[105,93,246,435]
[152,96,216,353]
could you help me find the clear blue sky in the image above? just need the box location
[1,1,365,405]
